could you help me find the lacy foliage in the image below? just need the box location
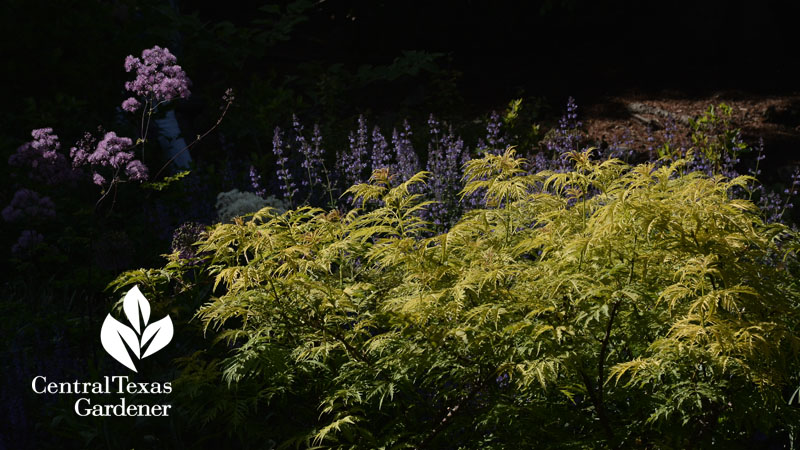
[115,150,800,448]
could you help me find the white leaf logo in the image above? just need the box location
[100,286,173,372]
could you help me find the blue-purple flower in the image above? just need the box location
[338,115,369,188]
[371,126,391,172]
[392,120,419,182]
[273,126,297,204]
[296,115,324,188]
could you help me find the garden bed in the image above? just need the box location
[584,91,800,170]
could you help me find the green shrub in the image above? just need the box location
[115,149,800,448]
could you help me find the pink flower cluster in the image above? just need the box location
[70,131,148,186]
[11,230,44,255]
[121,45,191,112]
[2,188,55,222]
[8,128,75,185]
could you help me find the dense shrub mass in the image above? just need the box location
[116,150,800,448]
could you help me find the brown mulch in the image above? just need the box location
[581,91,800,172]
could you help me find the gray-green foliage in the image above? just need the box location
[215,189,289,223]
[115,150,800,448]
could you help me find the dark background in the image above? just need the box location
[177,0,800,94]
[2,0,798,131]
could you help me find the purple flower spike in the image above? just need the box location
[273,126,297,203]
[484,110,505,155]
[249,165,267,198]
[425,117,469,228]
[310,124,325,183]
[338,115,369,188]
[295,115,324,188]
[542,97,584,172]
[371,126,391,172]
[392,120,419,182]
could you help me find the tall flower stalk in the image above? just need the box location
[273,126,297,205]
